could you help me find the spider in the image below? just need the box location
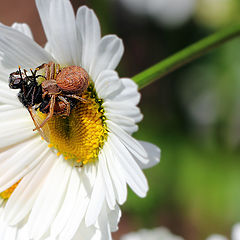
[33,61,90,130]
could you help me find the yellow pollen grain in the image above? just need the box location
[37,89,108,166]
[0,180,21,200]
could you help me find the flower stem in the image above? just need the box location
[133,25,240,89]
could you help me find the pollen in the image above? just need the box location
[37,85,108,166]
[0,180,21,200]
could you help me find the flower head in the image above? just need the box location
[120,227,184,240]
[207,223,240,240]
[0,0,160,239]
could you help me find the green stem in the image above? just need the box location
[133,25,240,89]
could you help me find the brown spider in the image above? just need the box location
[33,61,89,130]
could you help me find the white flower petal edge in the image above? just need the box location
[11,23,33,40]
[0,0,161,239]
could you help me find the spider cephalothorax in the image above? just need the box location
[34,62,90,130]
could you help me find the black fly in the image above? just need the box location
[9,67,43,108]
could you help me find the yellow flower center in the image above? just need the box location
[0,180,20,200]
[36,85,108,166]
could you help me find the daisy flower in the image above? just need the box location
[0,0,160,239]
[206,223,240,240]
[120,227,184,240]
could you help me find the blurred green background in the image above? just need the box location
[1,0,240,239]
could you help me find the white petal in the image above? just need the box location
[108,205,121,232]
[105,112,138,135]
[90,35,124,80]
[137,141,161,169]
[0,116,36,149]
[103,100,143,123]
[0,82,21,107]
[0,223,17,240]
[50,168,81,238]
[95,70,123,99]
[0,105,18,112]
[113,78,141,106]
[11,23,33,39]
[4,151,56,225]
[58,179,89,240]
[85,163,105,227]
[206,235,228,240]
[0,24,53,70]
[99,152,116,210]
[96,204,112,240]
[0,137,48,192]
[29,157,72,240]
[76,6,101,71]
[107,120,148,164]
[108,134,148,197]
[36,0,80,65]
[232,223,240,240]
[103,142,127,205]
[71,222,96,240]
[0,107,29,123]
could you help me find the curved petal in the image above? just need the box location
[99,152,116,210]
[57,174,90,240]
[0,82,21,107]
[28,156,72,240]
[85,163,105,227]
[76,6,101,71]
[50,168,81,238]
[36,0,80,65]
[0,24,53,70]
[11,23,33,39]
[108,134,148,198]
[113,78,141,106]
[0,107,35,148]
[104,142,127,205]
[95,70,123,99]
[103,100,143,123]
[4,151,56,225]
[107,120,148,163]
[137,141,161,169]
[90,35,124,80]
[0,137,48,192]
[105,112,138,135]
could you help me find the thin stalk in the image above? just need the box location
[133,25,240,89]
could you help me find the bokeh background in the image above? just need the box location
[1,0,240,239]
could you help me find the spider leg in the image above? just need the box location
[56,64,60,75]
[42,91,48,99]
[35,63,46,71]
[58,96,71,116]
[50,61,55,79]
[33,95,56,131]
[45,63,50,80]
[28,107,40,130]
[64,94,89,103]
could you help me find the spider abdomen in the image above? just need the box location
[56,66,89,94]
